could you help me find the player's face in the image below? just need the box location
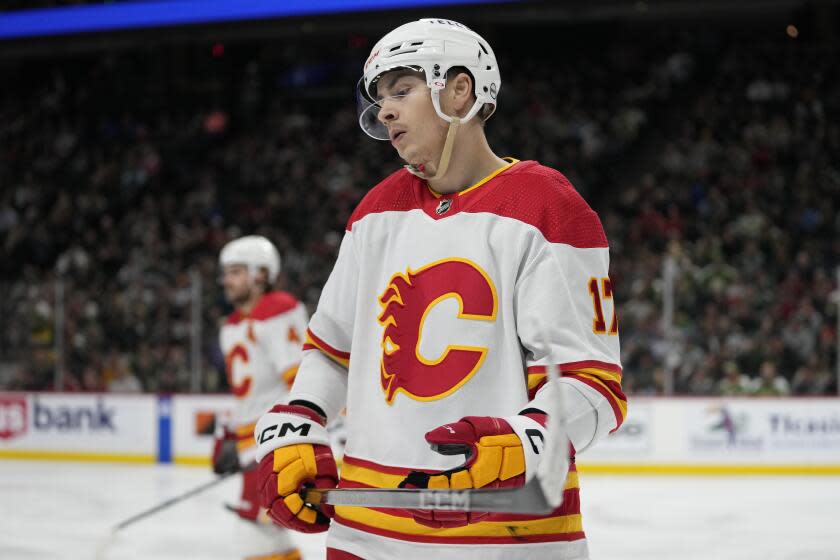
[375,71,449,169]
[222,264,252,306]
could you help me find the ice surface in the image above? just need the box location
[0,461,837,559]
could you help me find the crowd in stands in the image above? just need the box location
[608,35,839,396]
[0,22,837,396]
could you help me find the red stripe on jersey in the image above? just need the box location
[526,369,549,400]
[563,373,626,432]
[225,291,299,325]
[335,480,415,519]
[341,453,578,478]
[337,478,582,523]
[339,455,581,523]
[326,549,364,560]
[342,454,412,475]
[332,517,586,545]
[561,360,623,374]
[599,378,627,402]
[306,328,350,360]
[527,361,623,375]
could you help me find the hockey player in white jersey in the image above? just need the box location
[215,235,308,560]
[253,19,627,560]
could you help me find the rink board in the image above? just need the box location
[2,392,840,473]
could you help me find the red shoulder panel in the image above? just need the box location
[225,310,242,326]
[465,161,608,248]
[251,291,299,321]
[346,168,420,231]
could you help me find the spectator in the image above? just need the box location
[687,364,716,396]
[717,361,753,396]
[107,354,143,393]
[790,357,832,395]
[752,360,791,396]
[80,365,106,392]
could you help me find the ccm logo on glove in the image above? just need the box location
[258,421,312,444]
[253,404,337,533]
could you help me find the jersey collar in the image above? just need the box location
[426,157,519,199]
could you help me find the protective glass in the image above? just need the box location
[356,77,428,141]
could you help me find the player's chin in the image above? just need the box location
[395,145,409,161]
[226,291,247,306]
[398,145,420,164]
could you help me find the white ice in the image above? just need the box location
[0,461,837,560]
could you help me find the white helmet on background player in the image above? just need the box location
[357,18,501,180]
[219,235,280,285]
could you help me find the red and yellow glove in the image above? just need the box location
[254,404,338,533]
[399,413,547,528]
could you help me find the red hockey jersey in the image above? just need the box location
[291,160,626,559]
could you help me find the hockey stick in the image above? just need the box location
[95,464,257,560]
[306,476,553,514]
[111,463,256,533]
[304,362,569,515]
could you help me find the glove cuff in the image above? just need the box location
[504,414,547,482]
[270,403,327,426]
[254,404,330,463]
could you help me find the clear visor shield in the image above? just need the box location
[356,76,429,141]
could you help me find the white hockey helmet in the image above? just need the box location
[219,235,281,284]
[357,18,501,141]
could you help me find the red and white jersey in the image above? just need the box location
[291,159,627,559]
[220,292,309,430]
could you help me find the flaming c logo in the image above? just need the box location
[225,344,253,398]
[377,258,498,404]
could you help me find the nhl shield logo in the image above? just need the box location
[435,199,452,215]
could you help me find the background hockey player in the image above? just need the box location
[215,235,309,560]
[253,19,627,560]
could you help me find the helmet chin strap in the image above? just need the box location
[403,86,485,181]
[405,116,460,181]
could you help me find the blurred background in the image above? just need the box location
[1,1,839,559]
[1,0,838,398]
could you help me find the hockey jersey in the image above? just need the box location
[291,159,627,559]
[220,291,309,455]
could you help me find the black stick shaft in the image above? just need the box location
[113,471,235,532]
[112,463,255,532]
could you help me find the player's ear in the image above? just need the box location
[256,267,271,291]
[448,71,473,115]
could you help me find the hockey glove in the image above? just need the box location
[254,404,338,533]
[399,413,547,528]
[211,427,240,475]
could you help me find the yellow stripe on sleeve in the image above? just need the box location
[304,333,350,368]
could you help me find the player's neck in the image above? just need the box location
[427,128,507,195]
[237,291,264,316]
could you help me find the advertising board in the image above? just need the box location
[0,392,157,461]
